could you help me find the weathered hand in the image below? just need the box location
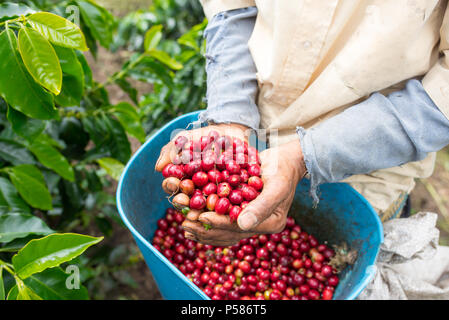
[181,139,306,246]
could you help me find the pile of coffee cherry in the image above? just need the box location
[152,208,339,300]
[160,131,263,223]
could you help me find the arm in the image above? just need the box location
[298,79,449,204]
[198,6,260,130]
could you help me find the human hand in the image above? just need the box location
[154,123,249,173]
[180,139,306,246]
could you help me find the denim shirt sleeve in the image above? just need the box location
[297,79,449,204]
[198,6,260,130]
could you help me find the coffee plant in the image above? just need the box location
[0,0,206,299]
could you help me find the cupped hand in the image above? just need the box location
[181,139,306,246]
[154,123,249,172]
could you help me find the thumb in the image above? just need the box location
[155,141,176,172]
[237,177,284,231]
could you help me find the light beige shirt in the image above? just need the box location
[200,0,449,216]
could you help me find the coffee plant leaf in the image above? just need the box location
[18,27,62,95]
[0,177,31,214]
[27,140,75,182]
[12,233,103,279]
[27,12,88,51]
[0,29,57,120]
[7,165,52,211]
[0,213,53,243]
[23,267,89,300]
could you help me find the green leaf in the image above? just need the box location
[0,29,57,120]
[12,233,103,279]
[9,281,42,300]
[0,3,35,23]
[96,158,124,181]
[76,0,115,49]
[0,177,30,214]
[27,140,75,182]
[103,114,131,164]
[75,51,93,88]
[6,285,18,300]
[27,12,88,51]
[0,213,53,243]
[7,106,46,142]
[0,138,35,165]
[18,27,62,95]
[109,102,145,142]
[23,267,88,300]
[53,46,84,107]
[147,49,183,70]
[129,58,174,88]
[144,25,163,52]
[7,165,52,211]
[0,267,5,300]
[0,235,40,253]
[115,78,138,105]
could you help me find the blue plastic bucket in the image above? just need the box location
[116,111,383,300]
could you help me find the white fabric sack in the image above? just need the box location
[358,212,449,300]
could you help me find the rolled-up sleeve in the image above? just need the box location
[200,0,256,19]
[198,6,260,130]
[422,4,449,121]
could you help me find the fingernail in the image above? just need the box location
[237,212,258,230]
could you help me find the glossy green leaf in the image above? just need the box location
[12,233,103,279]
[0,3,35,23]
[76,0,115,49]
[7,106,46,142]
[0,29,57,120]
[27,140,75,182]
[23,267,88,300]
[0,138,35,165]
[96,158,124,181]
[144,25,163,52]
[0,213,53,243]
[54,46,84,107]
[8,281,42,300]
[109,102,146,142]
[0,177,30,214]
[18,27,62,95]
[0,235,40,253]
[27,12,88,51]
[7,165,52,211]
[147,49,183,70]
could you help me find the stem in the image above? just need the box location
[0,259,15,276]
[0,16,27,28]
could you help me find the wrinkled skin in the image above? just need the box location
[155,123,306,246]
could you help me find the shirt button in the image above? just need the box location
[302,40,312,49]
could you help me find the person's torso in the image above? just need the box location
[248,0,446,144]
